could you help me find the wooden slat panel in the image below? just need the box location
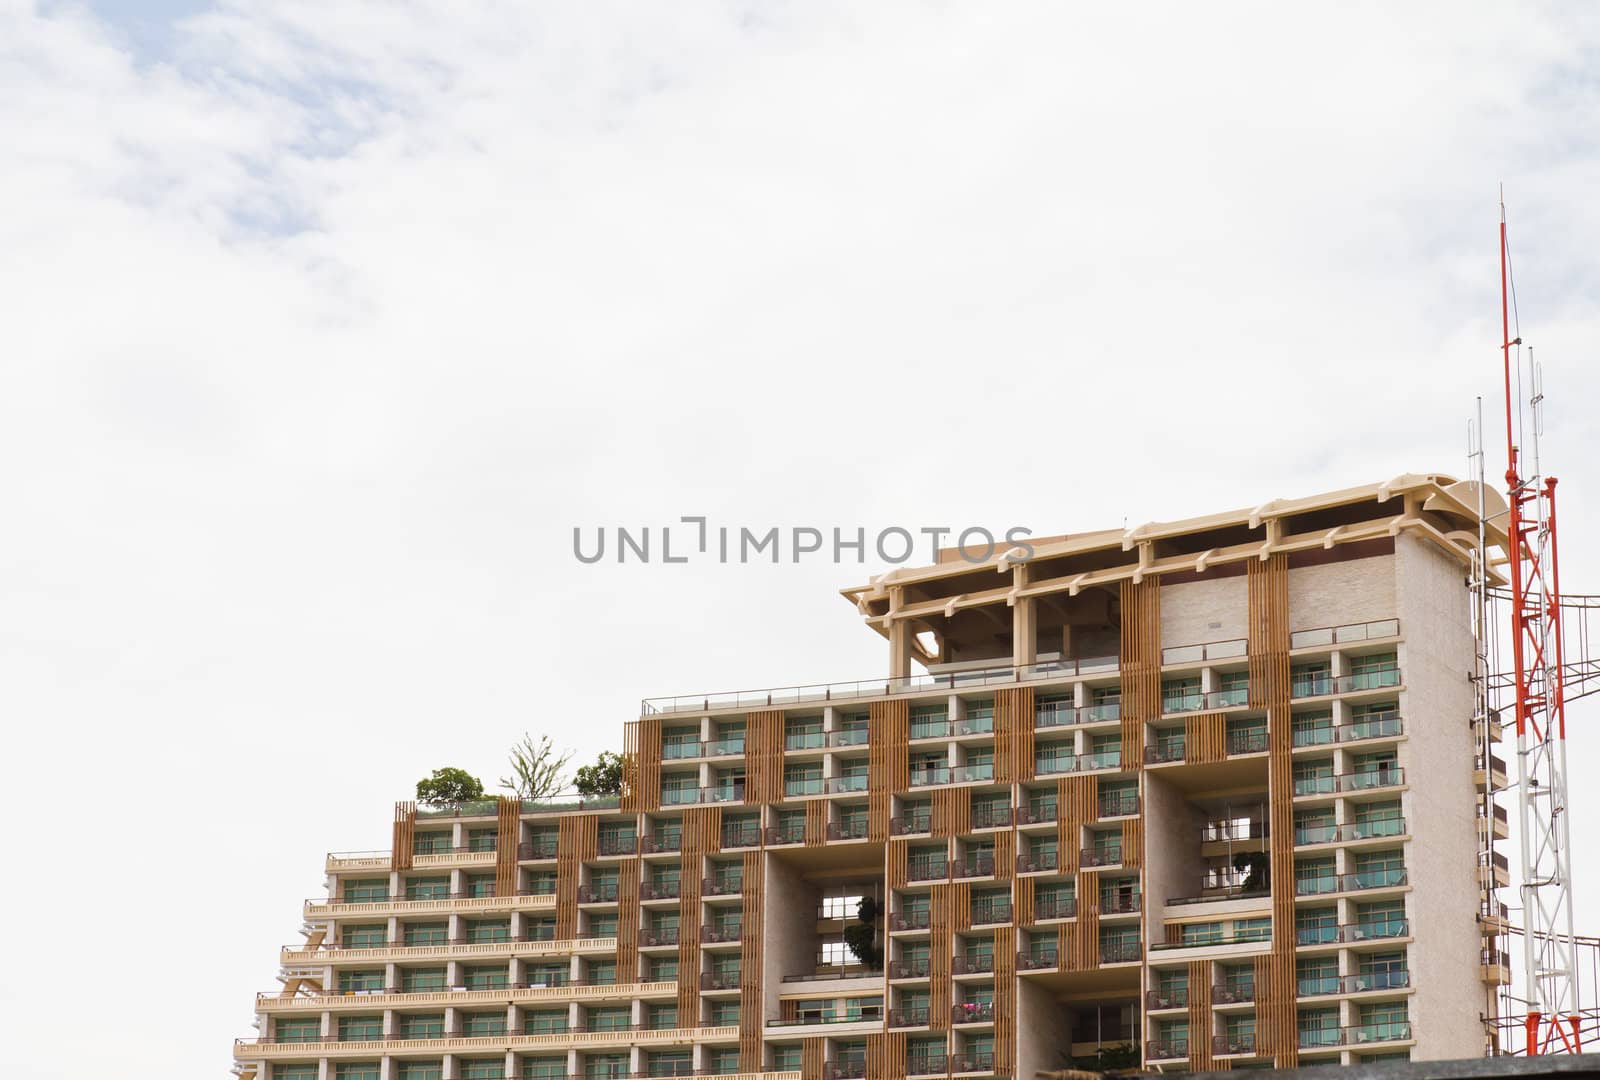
[1188,959,1214,1069]
[1013,873,1035,927]
[1071,870,1099,971]
[739,850,765,1071]
[994,686,1035,783]
[1057,775,1096,873]
[617,857,641,981]
[993,926,1017,1072]
[872,699,911,793]
[931,787,955,838]
[888,840,908,889]
[745,710,785,806]
[1249,553,1297,1068]
[677,807,720,1018]
[805,800,827,847]
[391,802,416,872]
[865,1032,886,1080]
[555,815,596,940]
[495,796,519,896]
[929,883,953,1030]
[951,881,972,933]
[1184,713,1229,765]
[622,718,662,813]
[868,705,891,843]
[1121,816,1143,871]
[1119,578,1161,766]
[993,828,1015,883]
[801,1036,825,1080]
[883,1031,907,1080]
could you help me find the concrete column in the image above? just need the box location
[1012,564,1036,667]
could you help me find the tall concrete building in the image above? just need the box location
[234,473,1511,1080]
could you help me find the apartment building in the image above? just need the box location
[233,473,1511,1080]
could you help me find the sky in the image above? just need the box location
[4,1,1600,1075]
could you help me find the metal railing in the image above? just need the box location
[638,881,680,901]
[641,834,682,854]
[1162,637,1248,665]
[827,819,871,841]
[765,826,806,846]
[1080,846,1123,867]
[719,825,760,849]
[890,910,932,931]
[596,834,639,856]
[702,876,742,897]
[971,804,1013,829]
[907,859,949,882]
[952,854,996,879]
[889,1008,931,1028]
[1227,729,1268,754]
[641,655,1120,715]
[1214,1033,1257,1055]
[969,902,1012,926]
[1099,794,1140,818]
[1145,742,1186,765]
[951,1001,995,1023]
[1016,804,1058,825]
[1146,1040,1189,1060]
[906,1054,948,1076]
[1035,895,1077,920]
[1100,938,1143,962]
[1015,850,1060,873]
[890,814,932,836]
[638,927,679,947]
[950,1053,996,1073]
[1293,767,1405,796]
[1147,987,1189,1009]
[822,1060,868,1080]
[1299,1021,1413,1048]
[889,958,931,978]
[1099,892,1142,915]
[1294,868,1408,896]
[1035,700,1121,729]
[1289,618,1400,650]
[952,952,996,974]
[700,924,742,943]
[700,970,741,991]
[1017,948,1058,970]
[1213,982,1255,1004]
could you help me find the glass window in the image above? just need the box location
[405,876,451,901]
[401,967,446,992]
[462,964,508,990]
[412,831,452,855]
[341,879,389,903]
[519,1057,567,1080]
[460,1011,506,1036]
[465,918,510,943]
[459,1061,505,1080]
[274,1018,321,1044]
[274,1068,319,1080]
[647,1003,679,1030]
[337,1015,382,1041]
[467,827,498,852]
[341,924,387,949]
[707,999,741,1025]
[523,1009,568,1035]
[400,1014,445,1038]
[403,921,447,947]
[1295,907,1338,945]
[338,969,386,993]
[335,1067,381,1080]
[396,1064,443,1080]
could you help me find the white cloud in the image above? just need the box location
[3,2,1600,1074]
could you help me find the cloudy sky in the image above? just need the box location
[5,1,1600,1074]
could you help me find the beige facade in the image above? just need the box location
[233,473,1509,1080]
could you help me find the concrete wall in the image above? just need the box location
[1287,552,1397,633]
[1393,532,1486,1059]
[1143,772,1208,943]
[1016,976,1074,1078]
[1161,575,1249,650]
[761,855,821,1021]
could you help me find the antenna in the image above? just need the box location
[1499,195,1580,1054]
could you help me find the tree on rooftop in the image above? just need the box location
[415,766,486,807]
[500,733,572,801]
[574,750,624,796]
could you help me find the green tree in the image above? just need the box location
[574,750,625,796]
[415,766,485,807]
[500,733,572,801]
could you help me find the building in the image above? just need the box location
[233,472,1513,1080]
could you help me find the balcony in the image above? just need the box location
[1100,892,1141,915]
[889,1007,931,1028]
[1164,686,1250,715]
[1083,750,1122,771]
[638,927,679,947]
[769,1010,884,1029]
[1213,1033,1257,1056]
[700,924,742,944]
[1145,742,1186,765]
[597,834,639,856]
[951,1001,995,1024]
[1146,987,1189,1009]
[1338,666,1402,693]
[970,901,1012,926]
[1290,618,1400,650]
[784,776,827,798]
[909,766,952,788]
[703,876,743,897]
[911,719,953,740]
[1213,982,1255,1004]
[825,774,870,794]
[1035,895,1077,920]
[907,858,949,882]
[891,910,932,932]
[1341,716,1403,742]
[1293,767,1405,797]
[829,727,870,747]
[953,952,996,975]
[827,819,871,841]
[662,740,703,760]
[1227,729,1268,755]
[518,840,559,860]
[951,1052,996,1074]
[1099,794,1140,818]
[1017,948,1058,971]
[1294,919,1409,946]
[1036,700,1121,729]
[906,1053,948,1076]
[1295,819,1406,846]
[1146,1040,1189,1061]
[1101,938,1142,963]
[1299,1022,1413,1049]
[765,825,806,846]
[720,825,760,849]
[953,762,995,783]
[1162,636,1248,665]
[972,804,1013,829]
[639,880,681,901]
[700,970,741,991]
[578,884,622,903]
[956,714,995,736]
[1080,846,1123,868]
[1034,752,1080,777]
[1016,804,1058,825]
[708,736,745,756]
[889,958,931,979]
[1293,868,1407,897]
[642,834,683,854]
[1015,850,1060,874]
[786,730,827,751]
[1291,672,1334,698]
[823,1060,867,1080]
[952,854,996,879]
[890,814,932,836]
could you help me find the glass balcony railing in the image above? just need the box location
[953,762,995,783]
[1338,666,1401,693]
[661,740,702,760]
[1034,752,1079,776]
[826,774,870,794]
[829,727,869,747]
[707,737,745,756]
[785,730,826,750]
[957,714,995,735]
[910,719,953,740]
[1036,700,1121,728]
[783,776,826,797]
[909,766,952,788]
[1289,618,1400,650]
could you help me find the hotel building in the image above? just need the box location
[234,473,1510,1079]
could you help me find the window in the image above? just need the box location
[389,964,446,1000]
[274,1068,319,1080]
[1219,963,1254,1001]
[524,962,567,988]
[465,918,510,943]
[405,876,450,901]
[528,825,559,857]
[412,831,451,855]
[785,715,825,749]
[1357,950,1409,990]
[1234,917,1271,942]
[1355,899,1407,938]
[909,704,949,739]
[583,1056,628,1080]
[467,827,497,852]
[527,870,558,894]
[647,1003,679,1030]
[1295,907,1338,946]
[821,894,866,920]
[900,797,933,831]
[588,913,619,937]
[335,1067,380,1080]
[1180,922,1224,945]
[1294,809,1335,845]
[1291,661,1332,697]
[771,1045,803,1070]
[1297,956,1338,996]
[660,771,698,804]
[400,1014,445,1038]
[1292,757,1335,795]
[462,964,508,990]
[706,1047,741,1074]
[645,1049,692,1077]
[1034,739,1076,775]
[1295,857,1336,895]
[588,959,618,985]
[274,1018,320,1044]
[403,921,447,947]
[1162,676,1201,712]
[961,700,995,734]
[341,924,386,949]
[1298,1007,1340,1047]
[1357,1000,1409,1041]
[662,726,701,759]
[338,969,386,993]
[519,1056,566,1080]
[460,1061,505,1080]
[1354,800,1404,838]
[341,879,388,903]
[1354,850,1405,888]
[525,916,557,941]
[784,762,823,797]
[1156,968,1189,1005]
[523,1009,568,1035]
[337,1015,382,1041]
[1087,733,1121,769]
[587,1006,631,1032]
[460,1011,506,1037]
[1224,1012,1256,1049]
[707,1000,741,1025]
[395,1064,442,1080]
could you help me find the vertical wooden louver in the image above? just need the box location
[494,796,520,896]
[622,718,663,813]
[617,857,641,980]
[739,850,765,1070]
[1248,553,1297,1066]
[677,807,720,1019]
[1056,775,1096,873]
[1187,959,1215,1069]
[801,1036,825,1080]
[555,815,596,941]
[1119,577,1162,766]
[1120,816,1143,871]
[745,710,785,805]
[805,800,827,847]
[993,927,1017,1072]
[867,704,891,843]
[1184,712,1229,764]
[994,686,1034,783]
[928,883,953,1030]
[391,801,416,872]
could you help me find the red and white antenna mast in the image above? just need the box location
[1499,191,1580,1054]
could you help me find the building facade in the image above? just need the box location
[234,474,1511,1080]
